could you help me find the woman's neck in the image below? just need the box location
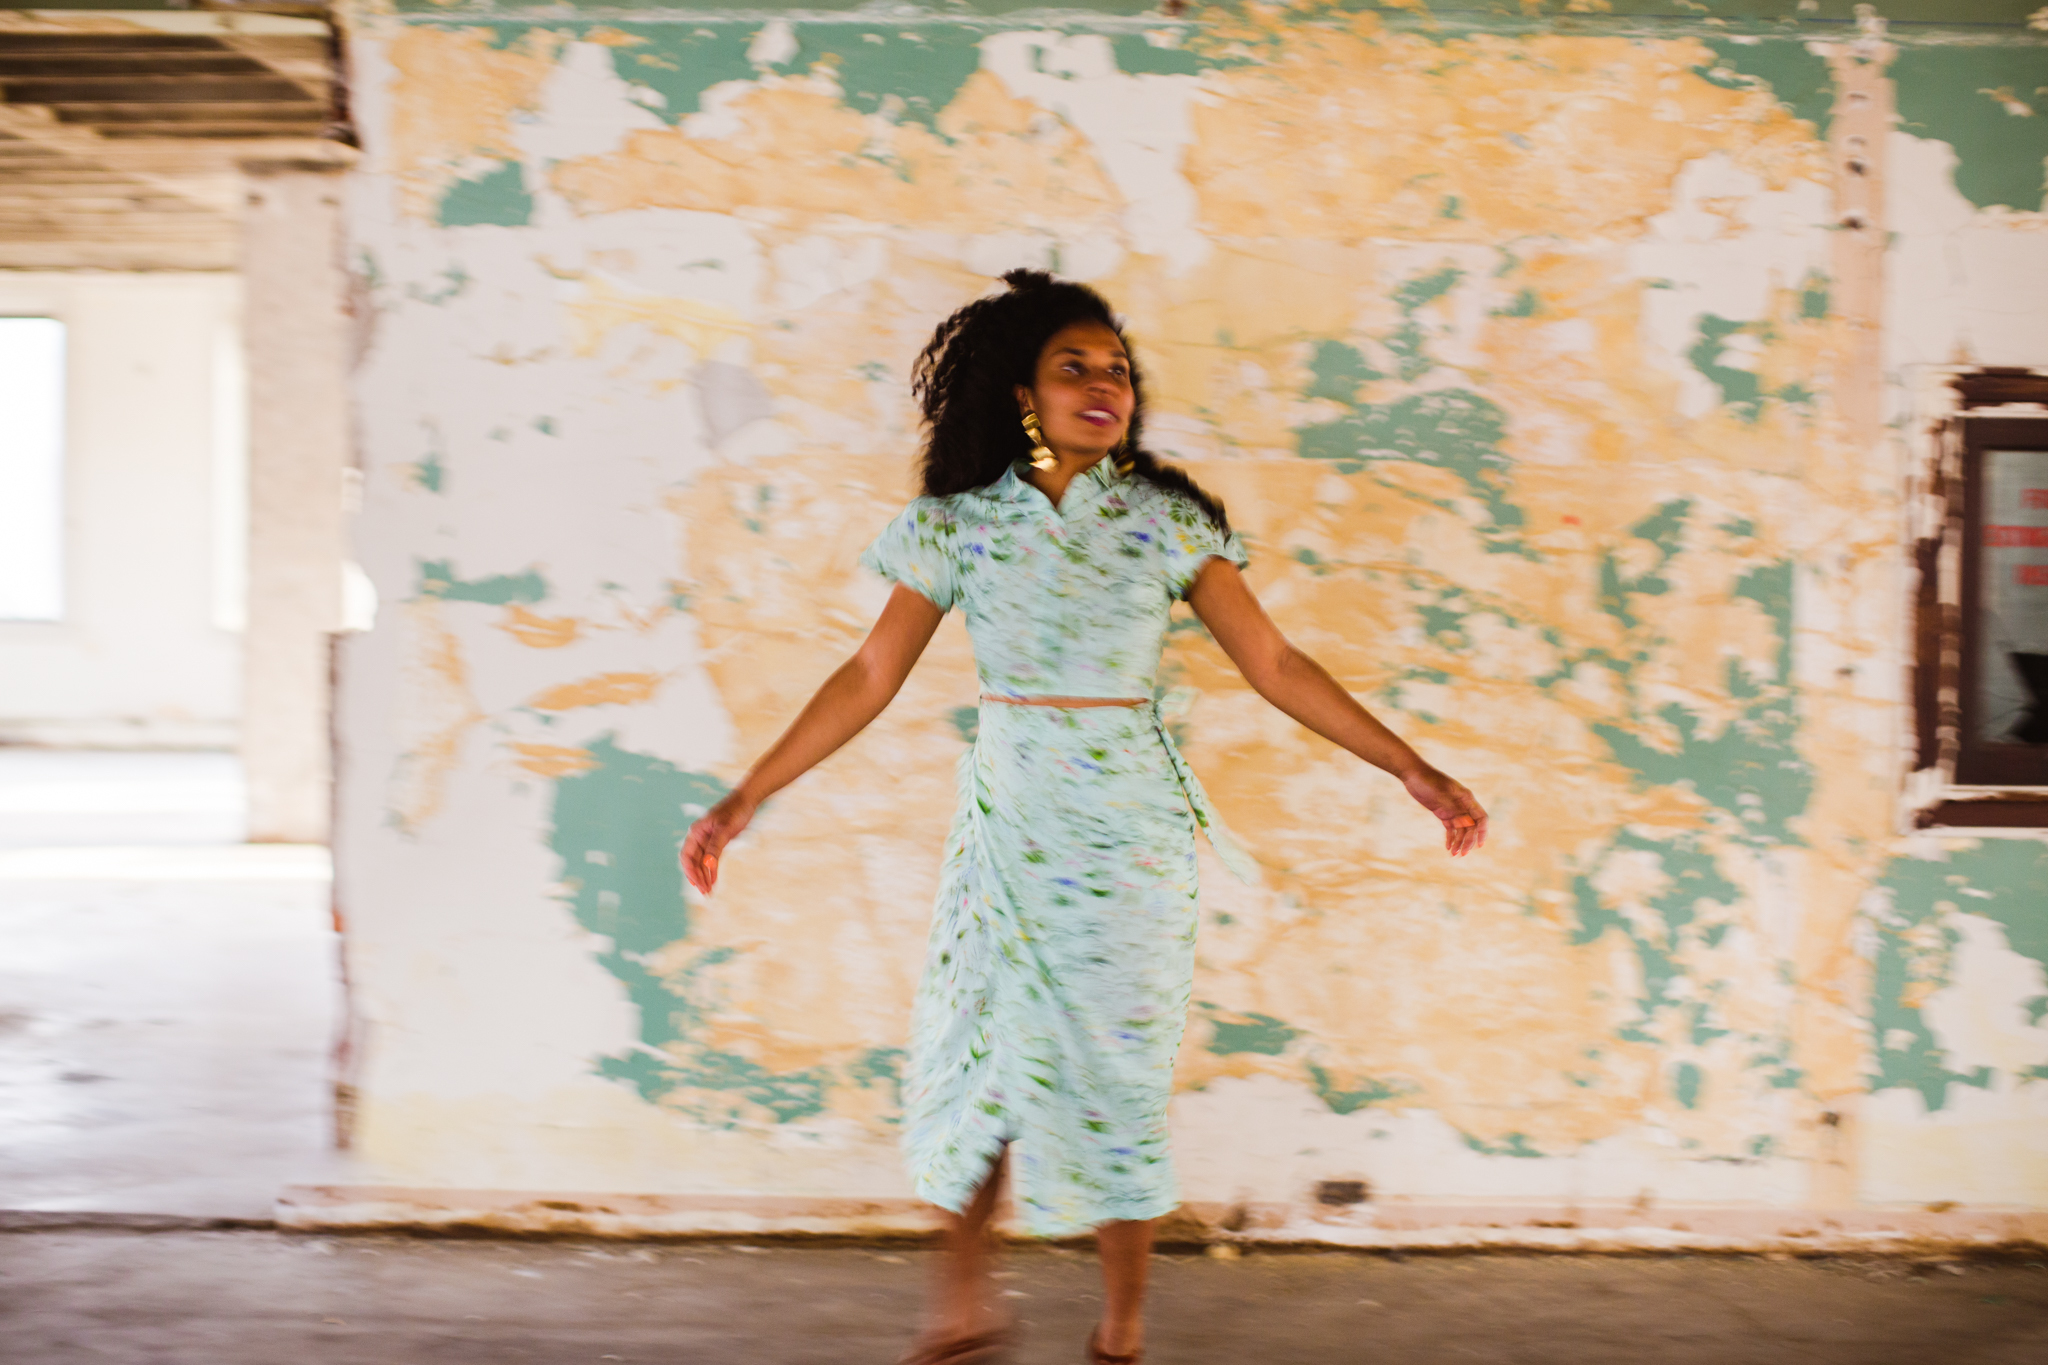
[1022,450,1109,510]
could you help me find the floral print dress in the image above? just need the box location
[861,458,1256,1237]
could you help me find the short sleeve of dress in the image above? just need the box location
[1162,513,1249,601]
[859,501,960,612]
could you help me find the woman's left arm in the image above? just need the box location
[1186,558,1488,857]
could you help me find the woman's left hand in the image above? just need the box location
[1401,767,1488,857]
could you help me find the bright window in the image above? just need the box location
[0,317,66,622]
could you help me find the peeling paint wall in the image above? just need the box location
[336,0,2048,1231]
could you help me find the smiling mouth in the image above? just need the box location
[1078,409,1118,427]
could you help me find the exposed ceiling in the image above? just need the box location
[0,7,351,271]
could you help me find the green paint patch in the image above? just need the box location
[947,705,980,745]
[1304,339,1380,404]
[1733,557,1795,691]
[1569,830,1744,1040]
[1593,559,1811,844]
[1894,46,2048,211]
[1597,498,1689,630]
[552,735,722,954]
[1204,1009,1301,1056]
[1110,32,1203,77]
[608,23,756,123]
[1747,1044,1803,1091]
[1492,287,1542,319]
[848,1046,905,1107]
[1307,1063,1414,1116]
[1672,1060,1704,1109]
[415,559,548,605]
[1295,267,1530,556]
[1298,390,1526,551]
[791,25,983,132]
[553,736,852,1126]
[1696,37,1834,140]
[1798,272,1830,321]
[1417,602,1470,650]
[1872,840,2048,1111]
[412,449,445,494]
[1685,316,1818,422]
[1385,267,1463,383]
[407,265,471,307]
[1459,1130,1544,1159]
[1393,265,1462,312]
[437,160,532,229]
[1688,315,1770,423]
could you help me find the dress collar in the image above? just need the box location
[993,457,1124,514]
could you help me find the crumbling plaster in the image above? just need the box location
[327,1,2048,1243]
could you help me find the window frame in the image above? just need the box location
[1909,368,2048,829]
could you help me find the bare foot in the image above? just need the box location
[1091,1319,1144,1361]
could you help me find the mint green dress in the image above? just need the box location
[861,458,1257,1237]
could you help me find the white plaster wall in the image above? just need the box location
[0,273,244,749]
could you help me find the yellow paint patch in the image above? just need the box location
[496,605,584,649]
[386,26,560,218]
[388,601,486,833]
[1185,23,1825,242]
[528,672,663,711]
[552,74,1118,229]
[505,742,600,779]
[563,277,753,360]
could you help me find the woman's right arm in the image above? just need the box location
[680,584,945,894]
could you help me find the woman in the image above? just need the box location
[680,270,1487,1365]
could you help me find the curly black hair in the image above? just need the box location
[911,268,1230,532]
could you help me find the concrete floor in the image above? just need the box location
[0,751,342,1218]
[3,1232,2044,1364]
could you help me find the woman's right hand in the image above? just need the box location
[680,792,757,895]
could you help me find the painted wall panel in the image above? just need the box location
[336,2,2048,1229]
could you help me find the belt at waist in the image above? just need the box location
[979,693,1148,708]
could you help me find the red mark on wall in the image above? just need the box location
[1986,525,2048,547]
[2019,565,2048,586]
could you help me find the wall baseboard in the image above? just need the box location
[277,1185,2048,1253]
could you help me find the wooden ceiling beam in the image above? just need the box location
[0,12,347,264]
[0,55,278,77]
[6,78,319,104]
[0,106,241,213]
[0,35,229,55]
[216,34,333,104]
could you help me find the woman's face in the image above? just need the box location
[1016,320,1134,460]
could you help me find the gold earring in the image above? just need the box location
[1113,439,1135,477]
[1022,409,1057,470]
